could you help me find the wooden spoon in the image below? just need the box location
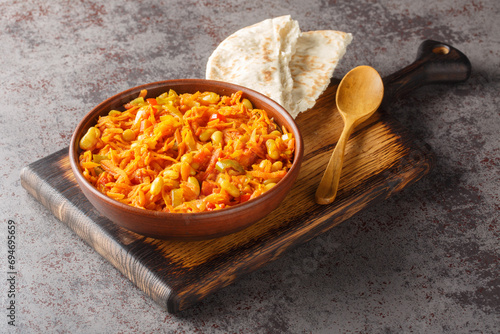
[315,65,384,205]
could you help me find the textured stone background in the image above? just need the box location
[1,0,499,333]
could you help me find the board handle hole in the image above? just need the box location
[432,45,450,55]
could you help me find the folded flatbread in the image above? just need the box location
[289,30,353,117]
[206,16,352,118]
[206,15,300,110]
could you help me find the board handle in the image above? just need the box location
[382,40,471,102]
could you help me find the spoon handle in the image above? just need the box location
[382,40,471,103]
[315,119,356,204]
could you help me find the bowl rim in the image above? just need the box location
[69,78,304,220]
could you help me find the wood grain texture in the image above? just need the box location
[20,79,434,313]
[22,40,471,313]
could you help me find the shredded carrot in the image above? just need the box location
[78,89,295,212]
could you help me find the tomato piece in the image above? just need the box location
[209,113,226,122]
[240,194,251,203]
[201,181,216,196]
[147,98,158,106]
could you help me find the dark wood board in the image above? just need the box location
[20,40,471,313]
[20,86,433,313]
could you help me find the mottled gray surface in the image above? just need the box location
[1,0,499,333]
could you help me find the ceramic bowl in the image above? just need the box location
[69,79,303,241]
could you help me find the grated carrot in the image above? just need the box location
[78,89,295,212]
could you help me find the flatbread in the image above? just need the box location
[206,16,352,118]
[289,30,353,117]
[206,15,300,109]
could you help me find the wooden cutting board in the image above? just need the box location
[20,40,470,313]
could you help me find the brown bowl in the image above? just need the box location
[69,79,303,241]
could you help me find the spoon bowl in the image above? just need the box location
[315,66,384,205]
[336,66,385,122]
